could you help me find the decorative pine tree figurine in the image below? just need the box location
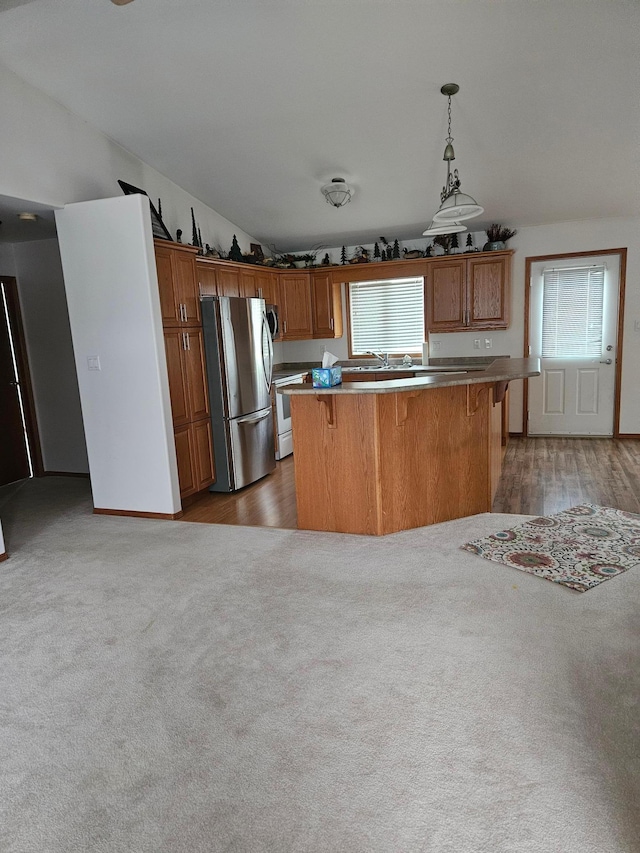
[466,234,473,251]
[158,199,162,220]
[229,235,243,262]
[373,242,380,261]
[451,233,459,251]
[341,246,347,265]
[191,208,198,247]
[198,227,203,249]
[392,239,400,259]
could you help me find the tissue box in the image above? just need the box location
[311,366,342,388]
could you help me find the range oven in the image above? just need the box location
[272,372,306,459]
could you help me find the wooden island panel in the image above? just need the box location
[291,383,494,535]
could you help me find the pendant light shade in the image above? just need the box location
[423,221,467,237]
[425,84,483,232]
[432,191,483,223]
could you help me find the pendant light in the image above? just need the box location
[429,83,483,225]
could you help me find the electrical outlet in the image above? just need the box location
[87,356,101,371]
[484,338,492,349]
[432,340,441,351]
[474,339,480,349]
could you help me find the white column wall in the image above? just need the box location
[56,195,180,515]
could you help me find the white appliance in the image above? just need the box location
[273,373,306,459]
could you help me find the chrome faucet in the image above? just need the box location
[366,350,390,367]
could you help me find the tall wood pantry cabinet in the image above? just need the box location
[155,240,215,498]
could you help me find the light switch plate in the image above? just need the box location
[87,356,101,371]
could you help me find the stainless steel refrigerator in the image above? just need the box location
[201,296,275,492]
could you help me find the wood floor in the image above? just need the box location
[179,438,640,529]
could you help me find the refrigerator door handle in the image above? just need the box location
[262,310,274,392]
[237,411,271,425]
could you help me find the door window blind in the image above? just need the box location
[541,266,605,357]
[349,277,424,354]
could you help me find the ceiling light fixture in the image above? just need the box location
[17,212,38,222]
[423,83,483,235]
[321,178,353,209]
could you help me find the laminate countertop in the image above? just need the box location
[278,357,540,395]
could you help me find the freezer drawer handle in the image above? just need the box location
[237,411,271,425]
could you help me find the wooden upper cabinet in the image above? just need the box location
[240,270,258,298]
[216,266,241,297]
[279,273,313,339]
[255,270,278,305]
[425,251,511,332]
[196,259,218,297]
[311,271,343,339]
[467,255,510,328]
[425,259,466,331]
[154,241,199,327]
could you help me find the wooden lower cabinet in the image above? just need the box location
[174,418,215,498]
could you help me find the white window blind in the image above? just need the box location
[541,265,605,357]
[349,277,424,354]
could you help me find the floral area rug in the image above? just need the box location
[462,504,640,592]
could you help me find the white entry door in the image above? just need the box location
[528,254,619,436]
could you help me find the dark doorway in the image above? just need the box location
[0,276,42,486]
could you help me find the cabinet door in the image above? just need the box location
[467,255,510,329]
[173,250,200,324]
[311,272,343,338]
[196,261,218,297]
[279,273,313,339]
[425,259,466,331]
[164,329,190,426]
[174,423,197,497]
[256,270,277,305]
[240,270,257,298]
[192,417,215,491]
[155,245,181,326]
[183,328,210,422]
[216,267,241,297]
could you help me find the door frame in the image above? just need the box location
[523,248,627,439]
[0,276,44,476]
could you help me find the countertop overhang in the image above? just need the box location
[277,357,540,395]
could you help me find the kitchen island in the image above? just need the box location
[279,358,540,535]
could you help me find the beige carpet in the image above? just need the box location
[0,478,639,852]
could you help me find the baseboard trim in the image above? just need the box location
[44,471,90,478]
[0,552,8,562]
[617,433,640,439]
[94,507,184,520]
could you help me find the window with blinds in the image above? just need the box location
[541,265,605,357]
[348,277,424,355]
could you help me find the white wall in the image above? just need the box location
[0,63,257,256]
[11,239,88,473]
[287,218,640,434]
[0,520,4,557]
[0,60,261,486]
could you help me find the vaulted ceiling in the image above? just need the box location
[0,0,638,251]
